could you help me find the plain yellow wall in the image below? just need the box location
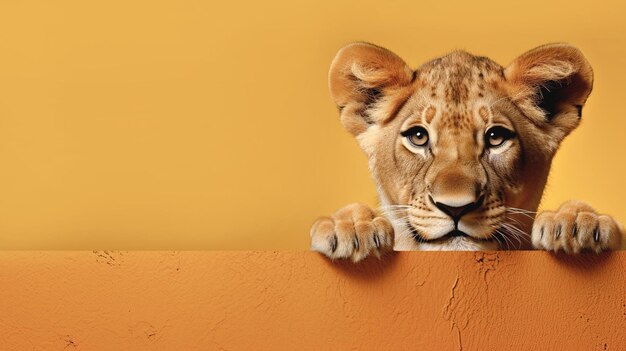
[0,0,624,249]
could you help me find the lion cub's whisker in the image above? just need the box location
[506,207,538,214]
[501,222,530,244]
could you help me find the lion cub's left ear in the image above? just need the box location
[505,43,593,140]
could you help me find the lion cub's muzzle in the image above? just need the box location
[424,163,490,239]
[424,193,486,241]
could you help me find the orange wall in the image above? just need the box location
[1,1,625,249]
[0,251,624,349]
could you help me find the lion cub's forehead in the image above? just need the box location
[417,50,504,93]
[403,50,506,128]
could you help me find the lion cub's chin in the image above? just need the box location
[395,236,500,251]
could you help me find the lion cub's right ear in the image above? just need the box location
[329,42,415,136]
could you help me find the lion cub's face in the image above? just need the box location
[329,43,593,250]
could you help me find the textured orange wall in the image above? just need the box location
[1,251,624,350]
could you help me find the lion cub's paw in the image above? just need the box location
[310,203,394,262]
[532,200,623,253]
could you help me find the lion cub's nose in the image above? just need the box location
[431,195,485,222]
[429,167,485,222]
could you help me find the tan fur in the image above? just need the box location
[311,42,623,262]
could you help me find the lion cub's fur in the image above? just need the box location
[310,43,622,261]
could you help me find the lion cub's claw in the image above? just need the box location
[532,200,623,253]
[310,203,394,262]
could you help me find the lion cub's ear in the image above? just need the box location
[505,44,593,140]
[329,42,414,136]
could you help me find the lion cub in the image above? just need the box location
[311,43,623,261]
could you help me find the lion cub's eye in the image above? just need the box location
[401,126,429,148]
[485,126,515,148]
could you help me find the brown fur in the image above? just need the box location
[311,43,623,261]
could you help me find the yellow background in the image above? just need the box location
[0,0,624,249]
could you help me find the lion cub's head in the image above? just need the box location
[329,43,593,250]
